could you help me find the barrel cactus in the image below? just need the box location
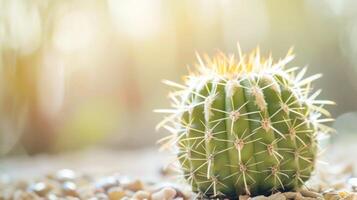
[156,47,333,198]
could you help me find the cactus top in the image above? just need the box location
[156,47,334,198]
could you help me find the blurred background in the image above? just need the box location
[0,0,357,156]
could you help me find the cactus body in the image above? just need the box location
[157,48,333,198]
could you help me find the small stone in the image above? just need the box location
[342,194,357,200]
[96,177,120,192]
[77,186,96,199]
[132,190,151,199]
[295,192,306,200]
[122,179,144,192]
[339,191,350,199]
[13,190,38,200]
[323,192,340,200]
[107,187,126,200]
[46,193,57,200]
[55,169,77,182]
[62,181,78,197]
[252,195,268,200]
[283,192,297,199]
[299,189,322,198]
[65,197,81,200]
[28,182,52,197]
[268,192,286,200]
[95,192,109,200]
[151,187,176,200]
[151,184,186,199]
[239,195,250,200]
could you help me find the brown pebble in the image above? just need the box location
[342,194,357,200]
[13,190,38,200]
[323,192,340,200]
[152,187,176,200]
[295,192,305,200]
[152,184,186,199]
[283,192,297,199]
[108,186,126,200]
[239,195,250,200]
[122,180,144,192]
[268,192,286,200]
[299,189,322,198]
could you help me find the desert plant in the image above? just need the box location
[156,46,333,198]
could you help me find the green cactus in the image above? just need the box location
[156,47,334,198]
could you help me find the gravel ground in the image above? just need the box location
[0,140,356,200]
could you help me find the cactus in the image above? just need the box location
[156,47,334,198]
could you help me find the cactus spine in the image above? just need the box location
[156,47,334,198]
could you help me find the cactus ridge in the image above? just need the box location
[156,47,334,198]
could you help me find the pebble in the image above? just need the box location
[132,190,151,199]
[151,187,176,200]
[107,186,126,200]
[78,186,96,199]
[95,192,109,200]
[252,195,269,200]
[62,181,78,197]
[95,176,120,192]
[239,195,250,200]
[268,192,286,200]
[152,184,186,199]
[343,194,357,200]
[299,189,323,198]
[283,192,297,199]
[122,179,144,192]
[2,168,357,200]
[323,192,340,200]
[28,182,52,197]
[13,190,38,200]
[54,169,77,182]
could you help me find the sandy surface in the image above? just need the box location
[0,148,170,182]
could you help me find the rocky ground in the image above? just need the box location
[0,141,356,200]
[0,165,356,200]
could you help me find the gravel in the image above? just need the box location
[1,145,357,199]
[0,166,356,200]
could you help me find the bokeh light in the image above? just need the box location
[0,0,356,156]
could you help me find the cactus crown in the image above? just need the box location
[156,46,334,198]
